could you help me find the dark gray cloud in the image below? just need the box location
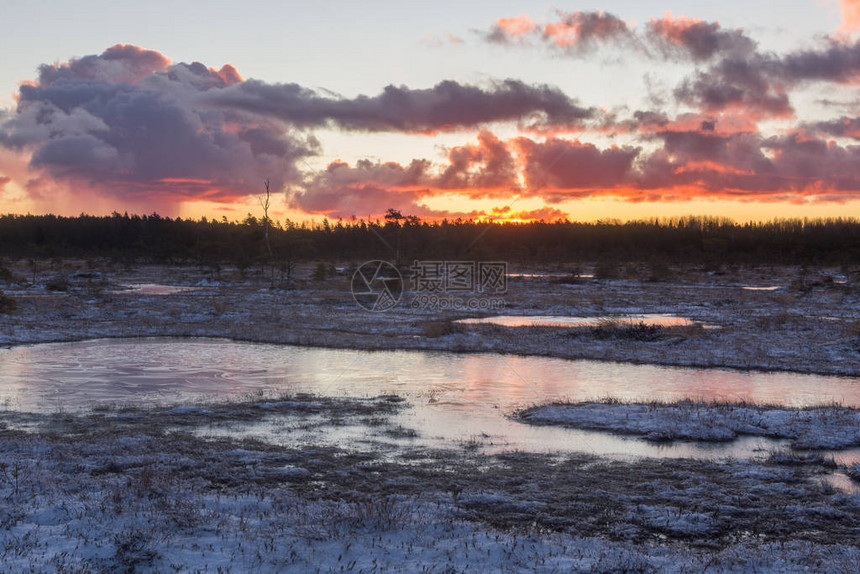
[0,44,595,212]
[0,45,311,202]
[208,78,596,132]
[780,39,860,83]
[479,11,860,123]
[514,137,640,195]
[437,130,518,190]
[635,130,860,197]
[542,11,633,53]
[674,38,860,118]
[674,54,793,117]
[291,130,519,217]
[483,11,754,61]
[646,16,756,61]
[808,116,860,139]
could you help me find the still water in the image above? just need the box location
[456,314,700,328]
[1,338,858,461]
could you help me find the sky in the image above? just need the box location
[1,0,860,223]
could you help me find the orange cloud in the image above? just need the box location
[841,0,860,32]
[543,11,630,50]
[646,13,755,61]
[480,206,568,222]
[211,64,243,86]
[496,15,538,37]
[37,44,172,85]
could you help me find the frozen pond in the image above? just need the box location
[456,314,700,328]
[1,338,858,461]
[112,283,197,295]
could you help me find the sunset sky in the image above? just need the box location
[2,0,860,223]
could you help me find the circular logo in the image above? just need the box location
[351,261,403,312]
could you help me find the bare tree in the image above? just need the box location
[260,180,273,258]
[260,179,296,288]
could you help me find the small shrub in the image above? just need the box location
[45,276,69,292]
[647,260,673,282]
[311,262,328,282]
[594,259,619,280]
[768,449,826,466]
[211,297,229,314]
[556,266,583,285]
[422,319,462,338]
[0,293,16,314]
[112,528,158,571]
[590,319,664,341]
[0,266,12,283]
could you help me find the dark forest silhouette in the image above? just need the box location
[1,212,859,267]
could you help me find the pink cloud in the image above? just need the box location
[494,15,538,39]
[841,0,860,32]
[542,11,631,50]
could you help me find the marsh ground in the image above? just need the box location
[1,260,859,570]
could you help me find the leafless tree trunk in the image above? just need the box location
[261,180,273,258]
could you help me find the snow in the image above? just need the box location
[167,406,212,415]
[520,400,860,449]
[1,262,859,376]
[2,402,860,571]
[2,262,860,569]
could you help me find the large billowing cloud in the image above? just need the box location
[0,45,312,205]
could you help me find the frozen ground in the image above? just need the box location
[0,261,858,375]
[2,261,860,570]
[518,399,860,449]
[1,396,859,572]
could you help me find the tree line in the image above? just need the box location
[0,211,859,267]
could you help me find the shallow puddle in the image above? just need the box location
[456,314,700,328]
[1,338,858,462]
[112,283,197,295]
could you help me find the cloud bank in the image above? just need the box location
[3,2,860,222]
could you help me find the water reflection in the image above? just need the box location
[0,338,858,461]
[456,314,701,328]
[112,283,197,295]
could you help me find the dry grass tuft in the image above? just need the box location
[421,319,463,338]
